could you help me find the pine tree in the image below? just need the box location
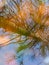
[0,0,49,56]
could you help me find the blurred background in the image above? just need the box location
[0,0,49,65]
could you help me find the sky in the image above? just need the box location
[0,43,49,65]
[0,28,48,65]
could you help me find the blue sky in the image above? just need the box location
[0,28,48,65]
[0,43,48,65]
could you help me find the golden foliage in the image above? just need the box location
[0,0,49,54]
